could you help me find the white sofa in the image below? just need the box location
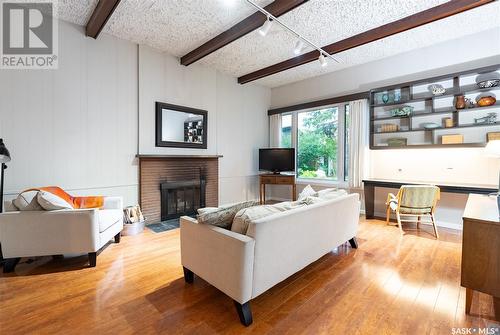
[0,197,123,272]
[180,193,360,326]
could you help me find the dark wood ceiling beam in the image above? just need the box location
[86,0,122,39]
[238,0,495,84]
[180,0,308,66]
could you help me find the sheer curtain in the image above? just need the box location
[269,114,282,147]
[348,99,370,188]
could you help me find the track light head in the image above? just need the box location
[319,54,328,67]
[293,39,304,55]
[258,17,273,36]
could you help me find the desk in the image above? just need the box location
[461,194,500,320]
[362,179,497,219]
[259,174,296,204]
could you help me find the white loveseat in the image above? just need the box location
[180,193,360,326]
[0,197,123,272]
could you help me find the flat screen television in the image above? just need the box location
[259,148,295,173]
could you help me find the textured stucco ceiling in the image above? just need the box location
[57,0,500,88]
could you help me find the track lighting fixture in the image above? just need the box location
[319,54,328,67]
[258,17,273,37]
[247,0,340,67]
[293,39,304,55]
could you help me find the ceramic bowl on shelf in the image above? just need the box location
[477,79,500,89]
[429,84,446,96]
[421,122,440,129]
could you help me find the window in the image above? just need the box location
[281,114,292,148]
[344,104,350,181]
[298,107,338,180]
[279,104,349,183]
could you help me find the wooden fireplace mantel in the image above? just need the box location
[136,154,223,159]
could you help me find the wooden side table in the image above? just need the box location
[259,174,296,205]
[461,194,500,320]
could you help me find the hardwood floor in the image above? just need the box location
[1,218,498,334]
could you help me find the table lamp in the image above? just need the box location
[0,138,11,213]
[485,139,500,214]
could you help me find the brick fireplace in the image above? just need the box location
[138,155,221,224]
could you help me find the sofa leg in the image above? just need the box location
[348,237,358,249]
[114,233,121,243]
[88,252,97,267]
[183,267,194,283]
[3,257,21,273]
[234,301,253,326]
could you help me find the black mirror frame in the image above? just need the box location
[155,101,208,149]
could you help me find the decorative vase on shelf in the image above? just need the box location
[455,95,466,109]
[382,93,389,104]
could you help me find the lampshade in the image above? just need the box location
[485,140,500,158]
[0,139,10,163]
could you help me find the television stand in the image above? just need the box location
[259,174,296,204]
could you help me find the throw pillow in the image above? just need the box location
[6,200,20,212]
[197,200,258,229]
[231,205,284,235]
[298,184,316,200]
[316,188,337,197]
[302,196,327,205]
[318,189,348,200]
[13,191,43,211]
[37,191,74,210]
[197,207,219,215]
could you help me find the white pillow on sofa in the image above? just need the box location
[231,205,285,235]
[13,191,43,211]
[318,189,348,200]
[37,191,73,210]
[298,185,316,200]
[197,201,258,229]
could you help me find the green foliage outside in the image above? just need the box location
[281,127,291,148]
[297,108,338,179]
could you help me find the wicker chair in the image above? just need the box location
[386,185,440,238]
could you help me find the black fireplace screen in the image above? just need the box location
[160,172,206,221]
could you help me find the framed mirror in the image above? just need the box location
[155,102,207,149]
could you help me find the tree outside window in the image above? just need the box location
[297,107,338,180]
[281,114,292,148]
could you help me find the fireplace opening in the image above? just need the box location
[160,169,206,221]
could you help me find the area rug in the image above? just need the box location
[146,219,180,233]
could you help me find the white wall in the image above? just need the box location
[0,21,139,206]
[0,21,270,210]
[269,28,500,229]
[216,73,270,204]
[138,45,270,204]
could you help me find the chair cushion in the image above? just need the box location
[398,206,432,214]
[400,185,439,209]
[98,209,123,232]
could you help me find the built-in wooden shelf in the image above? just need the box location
[369,64,500,149]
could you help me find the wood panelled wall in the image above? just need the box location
[139,157,219,223]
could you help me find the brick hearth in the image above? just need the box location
[138,155,220,224]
